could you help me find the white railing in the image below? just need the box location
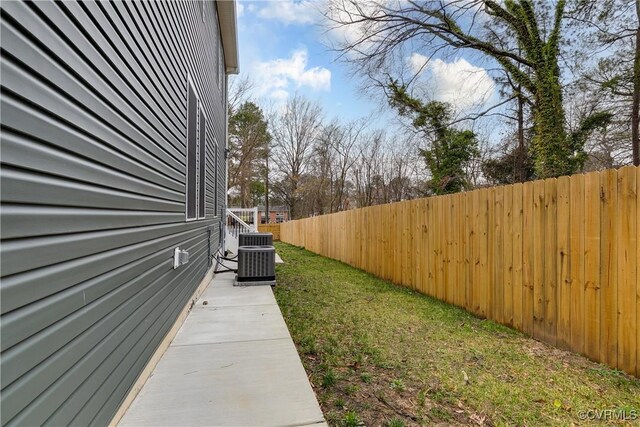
[225,208,258,254]
[226,209,255,237]
[228,207,259,230]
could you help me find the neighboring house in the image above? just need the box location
[258,205,290,223]
[0,1,237,425]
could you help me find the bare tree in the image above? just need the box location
[321,118,365,212]
[228,75,255,114]
[307,126,335,215]
[565,77,633,170]
[570,0,639,166]
[386,146,416,201]
[353,130,386,207]
[270,95,324,219]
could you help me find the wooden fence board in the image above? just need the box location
[471,190,481,315]
[446,196,455,304]
[422,200,429,294]
[557,176,571,350]
[465,192,474,313]
[382,205,389,281]
[503,185,514,327]
[512,183,524,331]
[279,167,639,376]
[427,198,436,297]
[533,179,546,340]
[415,201,421,292]
[257,224,281,240]
[544,179,558,346]
[486,189,495,319]
[569,175,585,354]
[436,197,445,301]
[409,203,415,288]
[493,186,504,324]
[617,166,637,375]
[479,189,489,318]
[600,169,618,367]
[459,193,468,308]
[394,204,401,284]
[584,171,601,362]
[522,181,535,336]
[637,169,640,377]
[414,200,422,292]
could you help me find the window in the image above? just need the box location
[187,80,198,220]
[214,138,219,217]
[186,77,207,221]
[198,109,206,218]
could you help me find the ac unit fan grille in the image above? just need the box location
[238,232,273,247]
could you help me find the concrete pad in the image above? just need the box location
[119,269,325,427]
[172,304,290,346]
[198,281,276,307]
[119,339,325,427]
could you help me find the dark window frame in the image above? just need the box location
[186,75,209,222]
[198,107,207,219]
[214,136,219,218]
[186,76,198,221]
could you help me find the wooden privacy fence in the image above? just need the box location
[258,223,281,240]
[280,167,639,377]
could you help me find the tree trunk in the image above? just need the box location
[516,90,526,182]
[290,175,299,220]
[632,0,640,166]
[265,155,270,224]
[531,60,568,178]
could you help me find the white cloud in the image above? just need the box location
[409,52,430,74]
[257,0,319,25]
[252,48,331,101]
[409,54,495,112]
[270,89,290,102]
[236,2,245,17]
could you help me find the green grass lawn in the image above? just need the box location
[273,242,640,427]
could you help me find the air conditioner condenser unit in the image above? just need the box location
[238,232,273,247]
[234,245,276,286]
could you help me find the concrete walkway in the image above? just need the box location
[119,271,326,427]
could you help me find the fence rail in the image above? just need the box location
[280,166,639,377]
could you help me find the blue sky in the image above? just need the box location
[235,0,385,121]
[234,1,501,136]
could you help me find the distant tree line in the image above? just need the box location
[228,88,423,219]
